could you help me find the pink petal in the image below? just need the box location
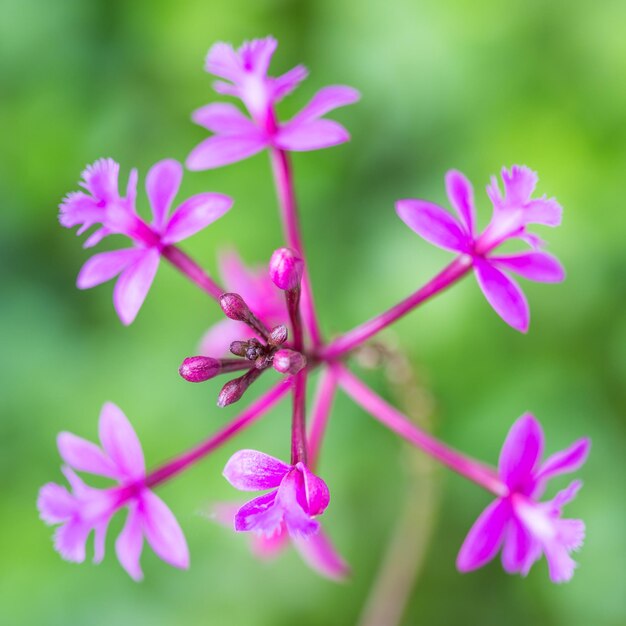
[223,449,291,491]
[272,65,309,101]
[98,402,145,480]
[162,193,233,244]
[501,165,538,205]
[93,519,110,564]
[76,248,141,290]
[395,199,468,252]
[297,463,330,516]
[141,491,189,570]
[522,198,563,227]
[491,252,565,283]
[125,168,138,210]
[234,491,282,536]
[290,85,360,124]
[445,170,475,235]
[473,258,530,332]
[292,529,350,581]
[501,516,536,574]
[205,42,242,82]
[53,518,91,563]
[456,498,511,572]
[498,413,544,492]
[535,439,590,485]
[191,103,257,135]
[275,119,350,151]
[146,159,182,229]
[200,319,255,357]
[38,483,76,524]
[80,158,120,200]
[549,480,583,512]
[250,526,290,559]
[186,134,268,170]
[239,36,277,76]
[57,432,119,479]
[115,502,144,581]
[113,248,160,325]
[276,471,320,538]
[543,533,580,583]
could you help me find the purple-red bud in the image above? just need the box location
[230,341,247,357]
[269,248,304,291]
[272,349,307,375]
[217,369,263,407]
[179,356,220,382]
[268,324,288,346]
[219,293,251,321]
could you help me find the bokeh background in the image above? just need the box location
[1,0,625,624]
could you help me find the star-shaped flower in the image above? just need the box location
[456,413,590,582]
[60,158,233,324]
[37,403,189,581]
[396,166,564,331]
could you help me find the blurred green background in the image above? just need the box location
[1,0,625,624]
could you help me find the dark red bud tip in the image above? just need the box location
[273,349,307,375]
[179,356,220,382]
[269,248,304,291]
[230,341,247,357]
[268,324,288,346]
[220,293,251,321]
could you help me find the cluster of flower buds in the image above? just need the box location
[179,247,307,407]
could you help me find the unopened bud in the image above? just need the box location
[180,356,250,382]
[272,349,307,375]
[269,248,304,291]
[268,324,288,346]
[220,293,251,321]
[230,341,247,357]
[217,369,263,407]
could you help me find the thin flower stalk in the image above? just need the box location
[307,368,338,468]
[335,365,506,497]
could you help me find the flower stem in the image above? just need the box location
[162,245,224,300]
[144,379,291,489]
[335,365,506,496]
[290,370,308,465]
[307,368,338,468]
[269,148,323,348]
[320,256,473,361]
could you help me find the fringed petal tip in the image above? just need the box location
[79,158,120,200]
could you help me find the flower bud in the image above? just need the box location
[268,324,288,346]
[217,369,262,407]
[179,356,220,382]
[269,248,304,291]
[230,341,247,357]
[219,293,251,321]
[272,349,307,375]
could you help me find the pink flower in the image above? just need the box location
[60,158,233,324]
[457,413,590,582]
[212,502,349,581]
[396,166,564,332]
[223,449,330,539]
[37,403,189,581]
[186,36,360,170]
[200,250,287,356]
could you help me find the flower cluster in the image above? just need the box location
[41,36,589,591]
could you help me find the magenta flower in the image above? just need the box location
[396,166,564,331]
[223,449,330,538]
[457,413,590,582]
[212,502,349,581]
[186,36,360,170]
[60,158,233,324]
[37,403,189,581]
[200,250,287,356]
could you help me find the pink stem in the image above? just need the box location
[320,255,473,361]
[290,370,308,465]
[335,365,506,496]
[269,148,323,348]
[162,245,224,301]
[144,378,291,489]
[307,368,338,469]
